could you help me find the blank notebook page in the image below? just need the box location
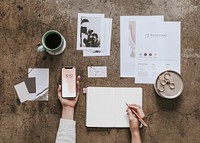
[86,87,115,127]
[114,88,143,127]
[86,87,143,128]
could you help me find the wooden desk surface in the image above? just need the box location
[0,1,200,143]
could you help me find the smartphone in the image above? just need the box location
[61,66,76,98]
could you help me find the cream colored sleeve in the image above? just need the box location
[55,119,76,143]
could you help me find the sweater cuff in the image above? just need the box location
[58,119,76,130]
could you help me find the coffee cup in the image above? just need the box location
[37,30,66,55]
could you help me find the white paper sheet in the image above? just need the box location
[120,16,164,77]
[83,18,112,56]
[135,21,181,84]
[28,68,49,100]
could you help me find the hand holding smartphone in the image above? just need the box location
[62,66,76,98]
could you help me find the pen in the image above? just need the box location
[126,103,148,127]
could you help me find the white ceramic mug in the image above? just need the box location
[37,30,66,55]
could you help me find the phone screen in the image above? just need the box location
[62,67,76,98]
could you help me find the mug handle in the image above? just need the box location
[37,45,45,52]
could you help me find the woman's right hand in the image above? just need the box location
[126,104,145,133]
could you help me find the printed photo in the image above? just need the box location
[129,21,136,58]
[83,18,112,57]
[77,13,104,51]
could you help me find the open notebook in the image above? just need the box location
[86,87,143,128]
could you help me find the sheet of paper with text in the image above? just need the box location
[120,16,164,77]
[135,21,181,84]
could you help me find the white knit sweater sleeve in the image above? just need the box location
[55,119,76,143]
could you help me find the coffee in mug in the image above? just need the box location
[37,30,66,55]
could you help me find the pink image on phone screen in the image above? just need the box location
[62,67,76,98]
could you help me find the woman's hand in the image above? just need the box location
[57,76,81,120]
[126,104,145,143]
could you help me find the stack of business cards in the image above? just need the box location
[76,13,112,57]
[14,68,49,103]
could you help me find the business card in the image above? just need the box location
[88,66,107,78]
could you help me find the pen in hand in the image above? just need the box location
[126,103,148,127]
